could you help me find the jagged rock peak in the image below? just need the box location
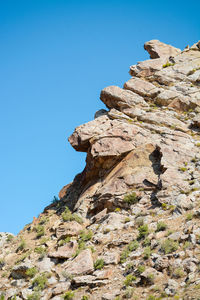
[144,39,181,59]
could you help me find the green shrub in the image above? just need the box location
[123,192,139,205]
[156,221,167,232]
[124,287,134,298]
[173,267,185,278]
[161,239,179,254]
[17,239,26,251]
[128,240,139,252]
[0,294,5,300]
[163,61,175,68]
[137,265,145,274]
[138,224,149,239]
[120,248,130,263]
[146,296,156,300]
[32,273,48,291]
[94,258,104,270]
[186,212,193,221]
[58,236,71,247]
[26,267,37,278]
[179,167,187,172]
[34,247,46,259]
[124,274,136,286]
[142,238,151,247]
[34,225,45,238]
[27,292,41,300]
[62,207,83,224]
[79,230,93,242]
[81,296,89,300]
[63,290,74,300]
[143,246,151,259]
[6,234,14,242]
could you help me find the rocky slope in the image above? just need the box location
[1,39,200,300]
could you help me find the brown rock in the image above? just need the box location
[56,221,83,239]
[63,249,94,275]
[144,39,181,59]
[48,241,78,259]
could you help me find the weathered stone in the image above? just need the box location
[165,279,179,296]
[101,251,120,265]
[11,262,32,279]
[100,85,147,110]
[48,241,78,259]
[56,222,83,239]
[52,282,71,296]
[144,40,181,59]
[62,249,94,275]
[124,77,160,98]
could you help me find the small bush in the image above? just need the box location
[94,259,104,270]
[63,290,74,300]
[34,225,45,238]
[142,238,151,247]
[0,294,5,300]
[124,274,136,286]
[186,213,193,221]
[26,267,37,278]
[137,265,145,274]
[128,240,139,252]
[138,224,149,239]
[32,273,48,291]
[58,236,71,247]
[62,207,83,224]
[120,248,130,263]
[27,292,41,300]
[123,192,139,205]
[173,267,185,278]
[143,246,151,259]
[163,61,175,68]
[124,287,134,298]
[34,247,46,259]
[156,221,167,232]
[17,239,26,251]
[79,230,93,242]
[81,296,89,300]
[161,239,179,254]
[6,234,14,242]
[179,167,187,172]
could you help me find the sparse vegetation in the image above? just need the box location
[123,192,139,205]
[26,267,38,278]
[63,291,74,300]
[138,224,149,239]
[161,239,179,254]
[124,274,136,286]
[6,234,14,242]
[62,207,83,224]
[27,292,41,300]
[94,258,104,270]
[34,225,45,238]
[163,61,175,68]
[156,221,167,232]
[32,273,48,291]
[143,246,151,259]
[34,246,47,259]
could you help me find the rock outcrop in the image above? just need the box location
[0,39,200,300]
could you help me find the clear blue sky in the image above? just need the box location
[0,0,199,234]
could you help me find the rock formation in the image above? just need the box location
[0,39,200,300]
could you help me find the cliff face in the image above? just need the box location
[1,40,200,300]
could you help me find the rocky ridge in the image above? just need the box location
[0,39,200,300]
